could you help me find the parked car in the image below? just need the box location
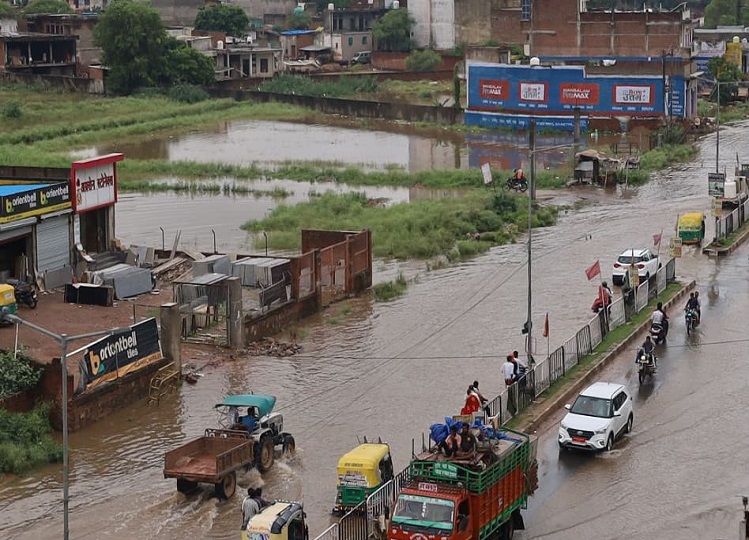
[612,248,660,286]
[351,51,371,65]
[558,382,633,452]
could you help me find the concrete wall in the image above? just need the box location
[455,0,491,47]
[371,51,461,71]
[408,0,431,49]
[244,296,319,342]
[431,0,455,50]
[232,0,298,21]
[215,88,465,124]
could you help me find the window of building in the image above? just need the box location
[348,36,353,46]
[521,0,531,21]
[362,36,367,45]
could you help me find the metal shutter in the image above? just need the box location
[36,214,71,273]
[0,224,32,244]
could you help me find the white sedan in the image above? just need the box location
[611,248,660,286]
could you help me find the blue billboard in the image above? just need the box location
[466,62,686,130]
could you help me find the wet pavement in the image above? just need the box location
[2,122,748,539]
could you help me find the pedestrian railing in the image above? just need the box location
[486,258,678,426]
[716,199,749,240]
[366,467,411,525]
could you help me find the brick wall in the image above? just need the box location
[0,389,36,413]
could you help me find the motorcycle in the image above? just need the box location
[7,278,38,309]
[650,321,668,345]
[685,308,697,335]
[504,176,528,193]
[635,347,657,385]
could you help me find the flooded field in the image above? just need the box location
[73,118,636,173]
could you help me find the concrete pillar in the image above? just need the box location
[159,302,181,372]
[227,276,243,349]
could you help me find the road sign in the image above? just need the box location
[669,237,682,258]
[708,172,726,197]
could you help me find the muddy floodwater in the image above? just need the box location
[5,122,748,539]
[73,118,633,172]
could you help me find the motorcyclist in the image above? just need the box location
[600,281,613,305]
[638,336,655,366]
[692,291,702,323]
[651,302,669,340]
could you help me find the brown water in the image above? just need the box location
[73,118,631,173]
[3,123,747,539]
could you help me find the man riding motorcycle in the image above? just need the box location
[650,302,669,343]
[636,335,656,366]
[685,291,701,324]
[591,281,614,313]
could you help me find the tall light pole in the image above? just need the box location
[328,3,334,62]
[1,312,129,540]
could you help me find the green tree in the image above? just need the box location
[704,0,749,28]
[286,10,311,30]
[161,38,215,87]
[0,3,16,17]
[194,4,249,37]
[405,49,441,72]
[23,0,73,14]
[93,0,169,95]
[372,9,414,52]
[707,55,744,104]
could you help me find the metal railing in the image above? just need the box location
[716,199,749,240]
[635,280,649,312]
[609,297,626,330]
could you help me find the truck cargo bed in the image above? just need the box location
[164,430,253,483]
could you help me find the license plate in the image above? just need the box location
[571,436,586,443]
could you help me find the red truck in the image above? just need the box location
[387,426,537,540]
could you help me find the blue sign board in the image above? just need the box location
[466,63,686,130]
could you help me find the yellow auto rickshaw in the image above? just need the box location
[0,283,17,325]
[243,501,308,540]
[677,212,706,245]
[333,441,394,514]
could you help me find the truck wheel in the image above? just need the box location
[176,479,197,494]
[282,434,296,455]
[500,519,514,540]
[215,471,237,500]
[256,435,274,472]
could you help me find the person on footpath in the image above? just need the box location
[502,355,516,386]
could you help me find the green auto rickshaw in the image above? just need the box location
[333,441,394,514]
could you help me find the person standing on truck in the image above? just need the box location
[241,488,261,530]
[439,425,461,457]
[459,423,477,455]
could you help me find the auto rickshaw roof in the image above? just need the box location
[215,394,276,416]
[0,283,15,298]
[337,443,390,471]
[678,212,705,227]
[246,501,303,534]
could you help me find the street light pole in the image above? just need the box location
[1,313,129,540]
[716,78,720,173]
[526,120,536,359]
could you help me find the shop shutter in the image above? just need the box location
[36,214,71,274]
[0,224,32,244]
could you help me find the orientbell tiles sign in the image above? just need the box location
[0,182,71,224]
[78,318,162,391]
[70,153,124,213]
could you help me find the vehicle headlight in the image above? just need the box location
[560,421,568,430]
[594,427,607,434]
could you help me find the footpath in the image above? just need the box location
[511,280,695,433]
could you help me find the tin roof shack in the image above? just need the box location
[218,42,282,80]
[1,32,77,75]
[24,12,100,67]
[280,29,317,60]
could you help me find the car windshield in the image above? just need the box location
[570,395,611,418]
[392,494,454,532]
[617,255,645,264]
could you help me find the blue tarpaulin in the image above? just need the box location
[429,417,523,446]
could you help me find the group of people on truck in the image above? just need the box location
[438,423,477,458]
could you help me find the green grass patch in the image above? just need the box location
[506,281,684,430]
[0,404,63,474]
[243,191,557,259]
[258,74,380,98]
[373,272,409,301]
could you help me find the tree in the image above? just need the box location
[405,50,441,72]
[704,0,749,28]
[0,3,16,18]
[23,0,73,14]
[707,55,744,104]
[286,10,311,30]
[93,0,169,95]
[372,9,413,52]
[194,4,249,37]
[161,38,215,87]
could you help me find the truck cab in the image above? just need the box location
[390,484,469,540]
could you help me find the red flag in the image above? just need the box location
[653,233,662,246]
[585,260,601,281]
[542,312,549,338]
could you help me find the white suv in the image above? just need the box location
[558,382,633,452]
[611,248,660,286]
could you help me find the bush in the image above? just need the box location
[168,84,210,103]
[3,102,22,119]
[258,74,378,98]
[0,351,41,399]
[0,404,63,474]
[373,273,408,301]
[405,50,442,72]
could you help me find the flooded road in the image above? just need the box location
[3,123,747,539]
